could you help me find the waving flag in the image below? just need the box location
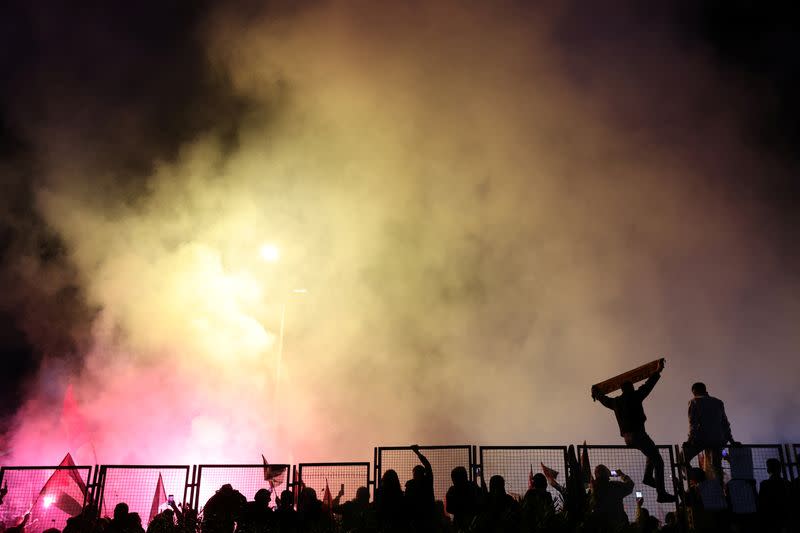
[262,455,287,492]
[540,462,559,485]
[32,453,87,521]
[321,478,333,513]
[148,473,167,525]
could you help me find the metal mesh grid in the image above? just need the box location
[792,444,800,480]
[581,445,677,524]
[195,465,290,511]
[0,466,91,533]
[479,447,567,505]
[687,445,784,485]
[99,466,189,523]
[297,463,370,504]
[376,446,471,505]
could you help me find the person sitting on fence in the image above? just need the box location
[445,466,481,532]
[522,473,555,530]
[374,469,406,531]
[587,465,634,531]
[758,458,791,532]
[332,486,373,532]
[273,490,298,533]
[236,489,273,533]
[591,359,676,503]
[201,484,246,533]
[476,475,519,533]
[405,445,436,531]
[681,382,738,484]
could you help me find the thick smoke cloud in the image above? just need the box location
[2,1,799,464]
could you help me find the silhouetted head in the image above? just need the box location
[412,464,426,482]
[489,475,506,496]
[356,486,370,505]
[278,490,293,510]
[691,382,707,396]
[219,484,234,493]
[254,488,271,506]
[451,466,469,485]
[664,512,676,525]
[113,503,129,521]
[128,513,142,527]
[621,381,635,394]
[532,473,547,490]
[382,469,402,494]
[594,464,611,482]
[297,487,318,512]
[766,458,782,475]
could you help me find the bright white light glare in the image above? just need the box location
[43,495,55,508]
[292,288,308,293]
[259,244,280,263]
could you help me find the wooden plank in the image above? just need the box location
[592,358,665,395]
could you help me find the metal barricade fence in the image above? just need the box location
[297,463,370,504]
[580,444,678,524]
[792,444,800,480]
[97,466,190,523]
[685,444,786,486]
[375,445,472,505]
[0,465,92,533]
[194,464,290,511]
[478,446,567,505]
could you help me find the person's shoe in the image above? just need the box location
[657,492,677,503]
[642,474,657,488]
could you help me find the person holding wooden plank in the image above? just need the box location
[591,358,677,503]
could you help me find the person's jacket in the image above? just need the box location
[687,394,732,445]
[597,373,660,435]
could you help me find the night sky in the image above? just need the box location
[0,1,799,462]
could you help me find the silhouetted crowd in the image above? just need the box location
[1,379,799,532]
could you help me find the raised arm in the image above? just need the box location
[636,370,661,400]
[411,444,433,478]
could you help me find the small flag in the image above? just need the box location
[581,442,592,486]
[321,478,333,513]
[540,462,559,485]
[262,455,287,492]
[149,473,167,525]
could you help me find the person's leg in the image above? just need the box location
[637,432,675,501]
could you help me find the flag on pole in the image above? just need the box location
[540,462,559,485]
[262,455,287,492]
[321,478,333,513]
[581,442,592,486]
[148,473,167,525]
[32,453,87,518]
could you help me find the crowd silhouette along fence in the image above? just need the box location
[1,443,799,533]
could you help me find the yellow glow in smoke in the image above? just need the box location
[259,243,280,263]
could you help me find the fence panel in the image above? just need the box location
[478,446,567,505]
[195,464,290,511]
[297,463,370,504]
[376,446,472,505]
[0,466,92,533]
[792,444,800,481]
[98,466,190,523]
[581,444,677,524]
[686,444,785,486]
